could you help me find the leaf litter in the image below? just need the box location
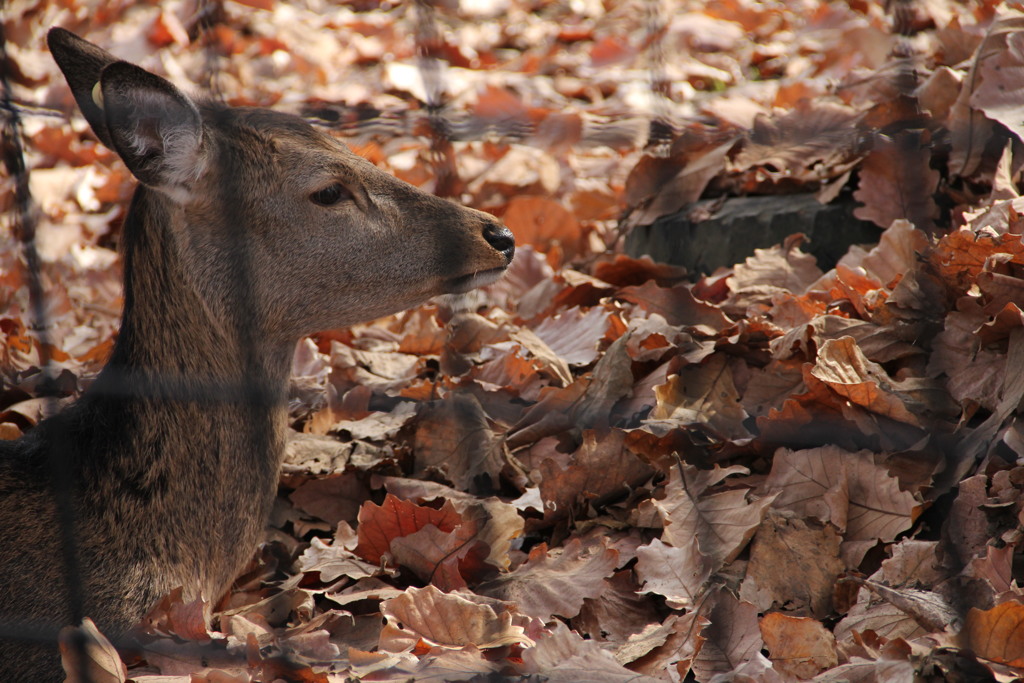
[5,0,1024,681]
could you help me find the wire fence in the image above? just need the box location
[0,0,1013,680]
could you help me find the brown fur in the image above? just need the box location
[0,29,513,679]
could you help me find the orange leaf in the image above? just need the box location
[760,613,838,679]
[965,601,1024,667]
[355,494,461,564]
[502,196,581,255]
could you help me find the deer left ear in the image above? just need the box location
[98,61,205,200]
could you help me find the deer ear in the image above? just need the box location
[99,61,205,198]
[47,28,204,200]
[47,27,119,148]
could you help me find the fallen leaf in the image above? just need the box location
[760,613,838,679]
[380,585,532,650]
[692,589,764,681]
[765,447,921,565]
[536,429,655,524]
[635,537,713,610]
[655,463,776,570]
[413,393,505,491]
[648,354,752,442]
[853,131,939,233]
[478,537,618,620]
[355,494,462,565]
[810,336,922,426]
[740,510,843,619]
[521,621,663,683]
[964,601,1024,668]
[60,618,126,683]
[297,537,383,582]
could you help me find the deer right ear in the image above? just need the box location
[98,62,205,199]
[48,28,205,201]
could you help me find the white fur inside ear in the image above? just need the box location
[121,88,206,203]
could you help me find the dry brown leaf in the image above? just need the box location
[944,474,992,567]
[760,613,838,679]
[838,218,928,288]
[648,354,752,441]
[575,570,664,646]
[502,196,582,255]
[853,131,939,233]
[931,229,1024,286]
[740,511,843,619]
[810,336,922,426]
[970,17,1024,145]
[355,494,462,565]
[380,585,532,650]
[927,301,1006,412]
[521,621,663,683]
[297,537,383,582]
[59,618,126,683]
[741,358,806,419]
[617,281,734,333]
[288,473,367,526]
[529,305,614,366]
[380,478,525,572]
[388,522,490,590]
[508,327,573,385]
[635,537,713,610]
[765,447,921,564]
[478,537,618,620]
[726,235,824,310]
[730,99,864,186]
[655,463,776,570]
[413,393,505,491]
[623,128,738,228]
[626,611,708,680]
[536,429,655,524]
[964,601,1024,668]
[965,545,1016,596]
[692,589,765,681]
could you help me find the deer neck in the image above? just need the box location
[106,186,293,395]
[87,186,293,470]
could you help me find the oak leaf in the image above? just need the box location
[380,585,532,650]
[536,429,655,524]
[575,570,664,646]
[964,601,1024,668]
[648,353,752,442]
[298,536,383,582]
[760,613,838,679]
[478,537,618,620]
[765,447,921,565]
[853,131,939,233]
[520,621,663,683]
[655,463,776,570]
[355,494,462,565]
[529,305,614,366]
[810,336,922,426]
[413,393,505,491]
[740,511,843,619]
[692,589,764,681]
[635,537,713,610]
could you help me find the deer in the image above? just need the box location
[0,28,514,679]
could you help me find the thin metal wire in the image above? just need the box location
[413,0,461,197]
[0,18,92,682]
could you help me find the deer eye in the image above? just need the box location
[310,183,350,206]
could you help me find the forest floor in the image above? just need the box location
[3,0,1024,680]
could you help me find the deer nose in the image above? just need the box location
[483,222,515,264]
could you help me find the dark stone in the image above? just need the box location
[624,194,881,274]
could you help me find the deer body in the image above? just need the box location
[0,29,513,678]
